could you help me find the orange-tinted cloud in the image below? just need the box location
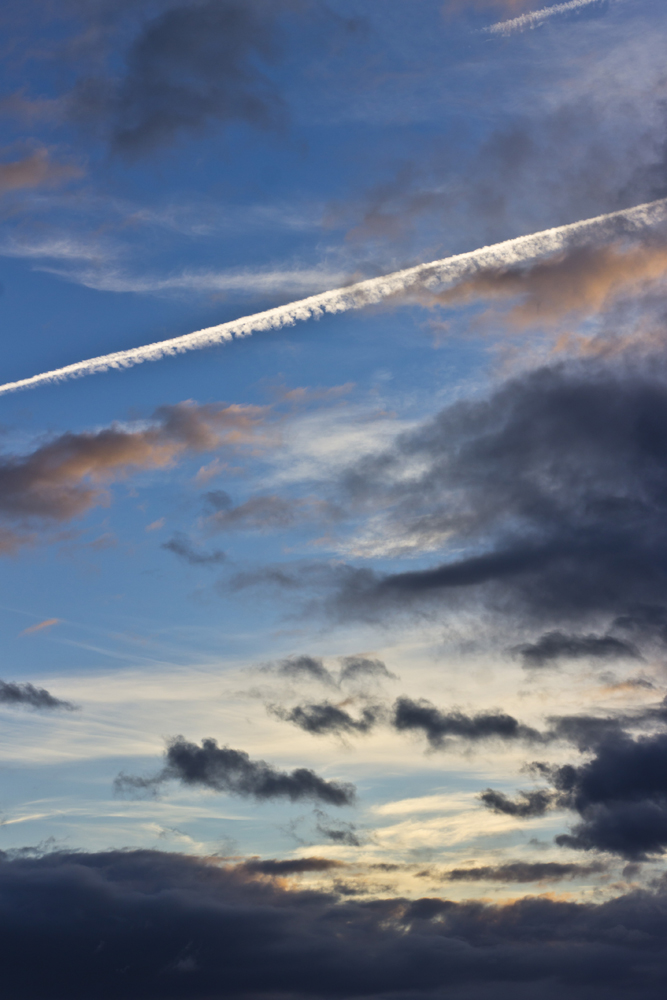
[0,400,269,551]
[18,618,61,637]
[421,242,667,328]
[0,148,83,193]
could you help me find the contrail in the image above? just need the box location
[484,0,604,36]
[1,197,666,398]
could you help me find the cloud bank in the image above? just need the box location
[115,737,356,806]
[2,848,667,999]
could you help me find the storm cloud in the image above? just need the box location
[2,848,667,999]
[115,736,355,806]
[550,732,667,859]
[480,723,667,859]
[332,357,667,633]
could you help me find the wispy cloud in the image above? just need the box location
[18,618,61,637]
[484,0,606,36]
[1,197,664,397]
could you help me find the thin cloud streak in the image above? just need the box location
[1,198,665,396]
[484,0,606,36]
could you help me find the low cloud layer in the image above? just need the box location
[441,860,607,883]
[115,737,355,806]
[2,848,667,999]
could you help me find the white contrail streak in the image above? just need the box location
[484,0,603,36]
[1,197,666,398]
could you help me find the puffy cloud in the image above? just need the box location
[551,733,667,859]
[3,848,667,999]
[480,719,667,858]
[0,680,76,711]
[392,696,543,749]
[270,700,383,736]
[115,736,356,806]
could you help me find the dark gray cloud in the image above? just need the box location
[441,861,607,884]
[270,700,383,736]
[614,605,667,645]
[269,654,338,686]
[392,696,542,750]
[161,532,225,566]
[546,713,630,752]
[550,733,667,860]
[263,653,394,689]
[338,655,397,684]
[329,358,667,635]
[67,0,291,156]
[3,848,667,999]
[0,680,76,711]
[115,736,355,806]
[516,631,642,668]
[481,721,667,859]
[238,856,345,876]
[479,788,554,818]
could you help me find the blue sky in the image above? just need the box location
[3,3,667,997]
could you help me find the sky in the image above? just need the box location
[2,1,667,997]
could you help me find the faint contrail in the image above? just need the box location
[1,197,666,397]
[484,0,603,36]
